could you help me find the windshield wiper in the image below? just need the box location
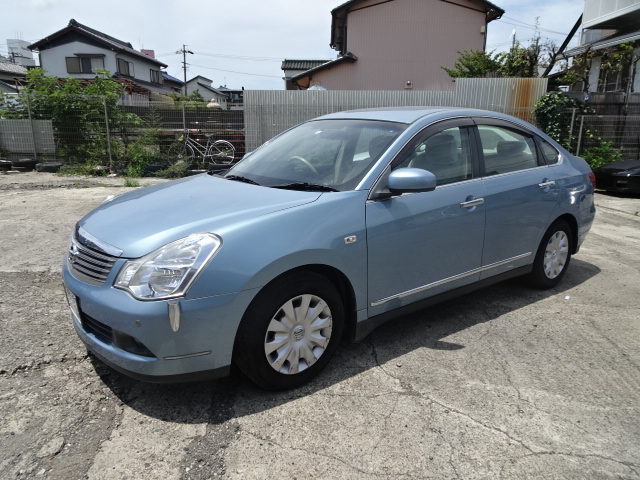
[225,175,260,185]
[270,182,338,192]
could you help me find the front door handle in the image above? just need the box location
[460,198,484,208]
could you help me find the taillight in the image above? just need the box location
[588,173,596,190]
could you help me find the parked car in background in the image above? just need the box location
[63,107,596,390]
[593,158,640,194]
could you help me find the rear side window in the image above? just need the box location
[538,138,560,165]
[477,125,539,176]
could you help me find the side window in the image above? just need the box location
[537,137,560,165]
[118,58,134,77]
[396,126,473,186]
[478,125,538,176]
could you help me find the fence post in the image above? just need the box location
[103,96,113,166]
[568,108,577,151]
[576,115,585,156]
[182,102,187,131]
[25,94,38,160]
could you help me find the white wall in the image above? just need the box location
[38,40,162,84]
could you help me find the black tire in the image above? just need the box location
[11,158,37,171]
[166,141,194,167]
[208,140,235,164]
[36,162,63,173]
[234,271,344,390]
[527,220,573,289]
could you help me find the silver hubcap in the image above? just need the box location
[264,294,333,375]
[543,230,569,279]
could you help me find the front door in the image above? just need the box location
[366,120,486,317]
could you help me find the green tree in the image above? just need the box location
[442,49,503,78]
[443,25,557,79]
[0,68,140,168]
[559,41,638,92]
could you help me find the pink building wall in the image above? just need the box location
[306,0,493,91]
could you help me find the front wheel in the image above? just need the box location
[208,140,236,164]
[527,220,573,289]
[234,271,344,390]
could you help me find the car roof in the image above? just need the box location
[316,106,517,125]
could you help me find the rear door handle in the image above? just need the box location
[539,180,556,189]
[460,198,484,208]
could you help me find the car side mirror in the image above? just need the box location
[387,168,437,194]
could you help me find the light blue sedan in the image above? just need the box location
[62,107,596,390]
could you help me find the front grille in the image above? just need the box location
[82,312,113,344]
[81,312,155,358]
[68,240,118,285]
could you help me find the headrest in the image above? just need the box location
[426,134,456,164]
[497,140,526,156]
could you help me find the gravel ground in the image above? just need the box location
[1,171,639,480]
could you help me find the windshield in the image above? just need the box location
[225,119,406,191]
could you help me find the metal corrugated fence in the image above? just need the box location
[244,78,549,150]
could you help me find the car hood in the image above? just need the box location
[78,174,322,258]
[596,159,640,172]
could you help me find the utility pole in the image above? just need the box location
[178,45,193,96]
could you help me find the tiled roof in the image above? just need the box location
[196,82,230,98]
[290,53,358,84]
[331,0,504,17]
[0,79,19,92]
[0,62,28,75]
[281,59,332,71]
[28,19,167,68]
[162,71,184,84]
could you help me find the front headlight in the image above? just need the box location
[115,233,222,300]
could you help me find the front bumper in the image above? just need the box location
[63,257,256,381]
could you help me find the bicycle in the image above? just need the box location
[166,130,236,170]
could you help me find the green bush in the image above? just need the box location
[532,91,594,149]
[581,140,622,169]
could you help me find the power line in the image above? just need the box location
[194,52,283,62]
[188,63,282,78]
[497,16,570,36]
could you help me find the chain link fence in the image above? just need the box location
[538,107,640,159]
[2,94,638,175]
[0,95,245,172]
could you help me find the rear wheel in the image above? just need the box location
[234,271,344,390]
[527,220,573,289]
[166,141,194,167]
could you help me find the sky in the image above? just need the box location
[2,0,585,90]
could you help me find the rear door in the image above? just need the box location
[473,118,560,279]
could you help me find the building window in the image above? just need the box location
[150,69,163,84]
[66,56,103,74]
[598,64,630,92]
[118,58,134,77]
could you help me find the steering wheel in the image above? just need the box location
[288,156,319,176]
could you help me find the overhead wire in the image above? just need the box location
[188,63,282,78]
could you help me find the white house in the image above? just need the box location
[28,19,174,99]
[185,75,230,108]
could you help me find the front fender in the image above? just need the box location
[186,191,369,311]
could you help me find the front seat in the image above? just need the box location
[409,134,461,183]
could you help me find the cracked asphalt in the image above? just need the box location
[1,171,639,479]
